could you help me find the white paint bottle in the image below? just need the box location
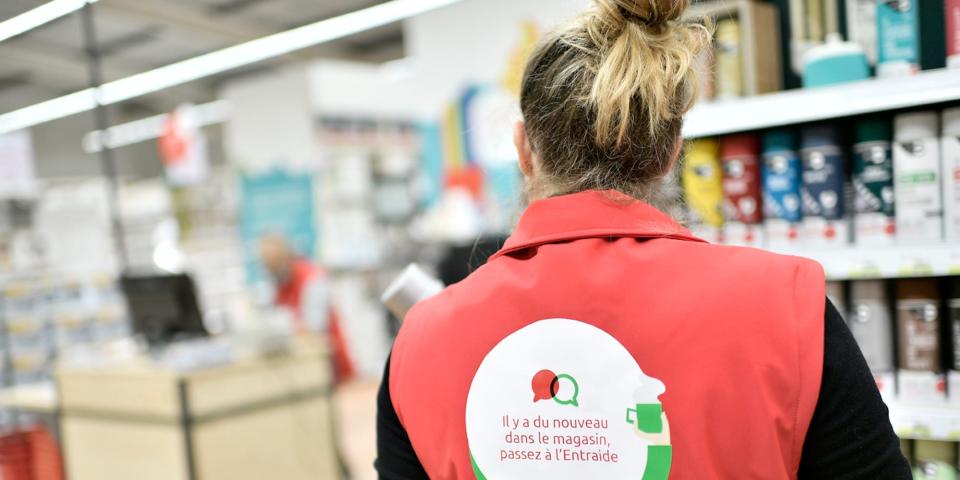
[941,107,960,243]
[893,112,943,244]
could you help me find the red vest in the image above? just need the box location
[390,190,825,479]
[275,259,319,320]
[275,259,356,383]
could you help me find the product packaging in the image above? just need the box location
[715,19,743,100]
[948,0,960,68]
[800,125,848,249]
[802,34,871,88]
[853,119,896,246]
[762,130,803,251]
[944,0,960,68]
[806,0,825,43]
[850,280,897,399]
[897,279,946,404]
[720,134,764,247]
[912,441,959,480]
[876,0,920,77]
[950,278,960,406]
[846,0,878,64]
[683,139,724,243]
[942,108,960,243]
[894,112,943,245]
[694,48,715,101]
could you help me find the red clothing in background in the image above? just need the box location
[276,258,356,383]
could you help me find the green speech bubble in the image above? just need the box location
[552,373,579,407]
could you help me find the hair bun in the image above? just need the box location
[596,0,688,26]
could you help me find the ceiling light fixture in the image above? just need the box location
[0,0,98,44]
[0,0,463,135]
[82,100,230,153]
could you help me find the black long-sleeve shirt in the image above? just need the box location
[375,299,912,479]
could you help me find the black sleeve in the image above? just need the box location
[798,299,912,479]
[375,355,429,480]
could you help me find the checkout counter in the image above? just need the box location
[0,339,340,480]
[0,274,345,479]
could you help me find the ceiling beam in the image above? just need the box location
[98,0,275,45]
[0,42,212,109]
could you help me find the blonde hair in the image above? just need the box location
[520,0,710,200]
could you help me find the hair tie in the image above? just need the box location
[619,6,652,25]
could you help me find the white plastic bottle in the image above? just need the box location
[893,112,943,244]
[941,108,960,243]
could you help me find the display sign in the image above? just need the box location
[0,130,36,199]
[239,169,317,284]
[158,104,209,186]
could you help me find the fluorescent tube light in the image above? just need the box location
[0,0,97,44]
[82,100,230,153]
[0,89,97,133]
[0,0,462,135]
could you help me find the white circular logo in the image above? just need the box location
[465,319,671,479]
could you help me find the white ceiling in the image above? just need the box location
[0,0,404,116]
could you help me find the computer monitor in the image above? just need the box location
[121,273,208,346]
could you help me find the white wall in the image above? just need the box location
[304,0,590,122]
[221,67,319,172]
[308,59,425,121]
[402,0,589,117]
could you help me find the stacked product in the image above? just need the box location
[0,275,128,431]
[950,279,960,410]
[683,107,960,251]
[852,118,896,246]
[682,139,725,243]
[838,277,960,406]
[910,440,959,480]
[895,279,945,404]
[943,108,960,244]
[800,125,848,249]
[848,280,896,399]
[894,112,943,245]
[762,130,803,251]
[719,134,764,247]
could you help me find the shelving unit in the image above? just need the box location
[684,69,960,138]
[891,403,960,442]
[780,244,960,281]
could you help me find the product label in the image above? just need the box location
[683,144,724,228]
[715,20,742,98]
[854,140,896,244]
[853,141,895,216]
[897,299,941,371]
[894,139,943,243]
[850,299,895,372]
[723,155,762,224]
[847,0,878,64]
[763,150,803,222]
[466,319,671,479]
[877,0,919,65]
[801,145,845,220]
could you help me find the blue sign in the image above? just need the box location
[239,169,317,284]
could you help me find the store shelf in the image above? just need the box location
[684,69,960,138]
[890,403,960,442]
[787,244,960,281]
[0,382,56,414]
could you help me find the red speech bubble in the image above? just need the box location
[532,369,558,402]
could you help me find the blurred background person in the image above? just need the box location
[259,233,356,384]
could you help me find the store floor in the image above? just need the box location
[335,378,381,480]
